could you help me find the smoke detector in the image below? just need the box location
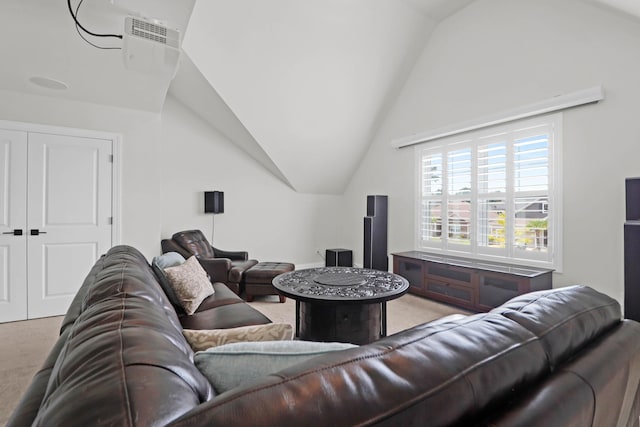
[122,16,181,78]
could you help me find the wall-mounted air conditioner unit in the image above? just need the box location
[123,16,181,78]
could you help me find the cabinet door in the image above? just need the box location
[477,272,524,311]
[394,256,425,294]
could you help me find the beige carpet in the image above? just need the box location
[0,294,467,425]
[0,315,63,426]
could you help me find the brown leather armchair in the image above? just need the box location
[161,230,258,295]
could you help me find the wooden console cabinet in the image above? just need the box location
[392,251,553,312]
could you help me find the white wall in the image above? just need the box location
[0,89,162,258]
[340,0,640,306]
[159,95,343,266]
[0,89,342,266]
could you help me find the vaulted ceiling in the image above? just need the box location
[1,0,638,194]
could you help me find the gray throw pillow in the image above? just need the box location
[194,340,357,393]
[152,252,186,309]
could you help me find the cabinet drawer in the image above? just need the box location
[426,264,472,285]
[425,278,475,308]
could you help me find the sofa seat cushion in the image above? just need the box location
[195,340,356,393]
[195,283,244,311]
[178,300,272,330]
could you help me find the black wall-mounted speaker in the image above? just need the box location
[363,195,388,271]
[204,191,224,214]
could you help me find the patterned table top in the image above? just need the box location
[272,266,409,304]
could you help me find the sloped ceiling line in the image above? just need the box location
[179,0,476,194]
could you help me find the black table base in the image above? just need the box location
[297,301,384,345]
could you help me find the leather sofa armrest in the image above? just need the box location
[197,257,232,283]
[212,246,249,261]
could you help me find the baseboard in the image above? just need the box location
[295,262,324,270]
[294,262,364,270]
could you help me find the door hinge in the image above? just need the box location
[109,154,114,163]
[108,217,113,225]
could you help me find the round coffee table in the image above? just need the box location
[273,267,409,344]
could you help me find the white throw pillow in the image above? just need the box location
[183,323,294,351]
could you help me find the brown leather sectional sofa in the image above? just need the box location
[8,245,640,426]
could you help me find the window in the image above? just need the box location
[416,114,561,269]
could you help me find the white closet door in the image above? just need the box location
[0,130,27,323]
[26,132,113,319]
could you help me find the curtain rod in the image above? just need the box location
[391,85,604,149]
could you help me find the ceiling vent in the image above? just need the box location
[123,16,181,78]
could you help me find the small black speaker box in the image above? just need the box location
[326,249,352,267]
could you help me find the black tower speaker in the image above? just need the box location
[364,195,388,271]
[204,191,224,214]
[625,223,640,321]
[625,178,640,321]
[626,178,640,220]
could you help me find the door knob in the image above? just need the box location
[2,229,23,235]
[30,229,47,236]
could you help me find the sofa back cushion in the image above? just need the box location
[491,285,621,369]
[32,245,214,426]
[485,320,640,427]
